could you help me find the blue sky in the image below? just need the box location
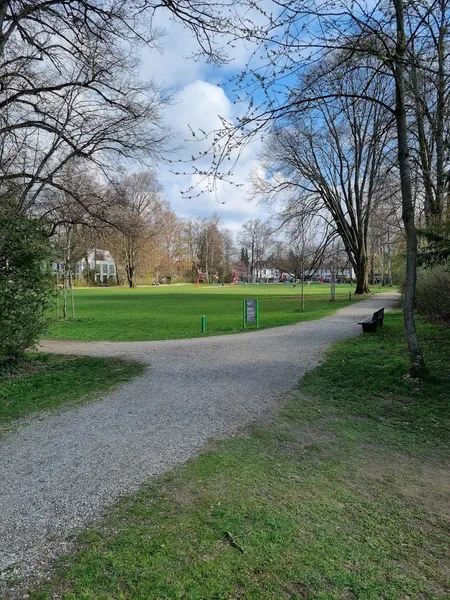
[138,8,277,233]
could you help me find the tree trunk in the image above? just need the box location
[394,0,425,377]
[369,253,373,285]
[84,256,91,286]
[56,276,60,319]
[70,272,75,319]
[62,265,67,319]
[354,252,370,294]
[114,259,120,285]
[125,242,135,288]
[126,264,135,288]
[301,258,305,311]
[434,0,446,223]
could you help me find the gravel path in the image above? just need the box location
[0,293,398,596]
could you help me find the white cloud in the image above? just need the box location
[140,2,273,89]
[136,4,280,233]
[140,21,205,88]
[155,79,273,231]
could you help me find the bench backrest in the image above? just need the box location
[374,308,384,320]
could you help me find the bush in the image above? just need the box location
[0,214,53,359]
[415,268,450,325]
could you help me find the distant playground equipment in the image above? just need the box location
[193,262,209,286]
[230,269,240,285]
[279,272,295,283]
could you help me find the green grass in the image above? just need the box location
[46,283,389,342]
[0,355,144,430]
[31,314,450,600]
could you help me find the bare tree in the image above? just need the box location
[152,209,182,283]
[0,0,255,244]
[108,172,166,288]
[200,0,446,377]
[284,212,334,309]
[254,65,395,295]
[408,0,450,225]
[237,219,272,282]
[196,215,224,283]
[0,5,169,218]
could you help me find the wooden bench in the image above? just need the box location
[358,308,385,333]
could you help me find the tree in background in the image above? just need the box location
[254,64,394,295]
[107,172,166,288]
[0,0,247,224]
[196,216,224,283]
[408,0,450,226]
[204,0,450,376]
[0,0,255,346]
[237,219,272,282]
[221,229,235,283]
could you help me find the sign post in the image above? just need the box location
[243,298,259,329]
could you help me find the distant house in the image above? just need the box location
[260,267,281,282]
[76,250,116,284]
[52,249,116,284]
[306,266,354,282]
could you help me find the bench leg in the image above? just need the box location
[362,322,377,333]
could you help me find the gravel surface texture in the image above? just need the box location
[0,293,398,597]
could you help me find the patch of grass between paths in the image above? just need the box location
[31,313,450,600]
[0,355,144,431]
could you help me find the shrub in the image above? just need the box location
[0,213,53,359]
[415,268,450,325]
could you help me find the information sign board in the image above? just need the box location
[243,298,259,328]
[246,299,257,323]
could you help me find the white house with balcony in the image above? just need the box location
[76,249,116,283]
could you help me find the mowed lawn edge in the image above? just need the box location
[30,313,450,600]
[45,283,391,342]
[0,355,145,433]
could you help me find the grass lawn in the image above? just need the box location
[31,313,450,600]
[46,283,389,342]
[0,355,144,432]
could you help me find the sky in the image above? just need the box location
[139,9,277,235]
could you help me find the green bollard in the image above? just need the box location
[201,315,206,333]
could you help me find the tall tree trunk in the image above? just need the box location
[94,249,98,285]
[387,231,392,285]
[330,247,336,301]
[394,0,425,377]
[301,257,305,311]
[56,276,60,319]
[354,250,370,294]
[125,241,135,288]
[67,230,75,318]
[411,62,435,222]
[70,271,75,319]
[370,250,375,285]
[126,264,134,288]
[114,259,120,285]
[84,255,90,286]
[62,264,67,319]
[434,0,446,223]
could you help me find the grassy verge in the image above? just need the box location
[0,355,144,430]
[31,313,450,600]
[45,283,389,342]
